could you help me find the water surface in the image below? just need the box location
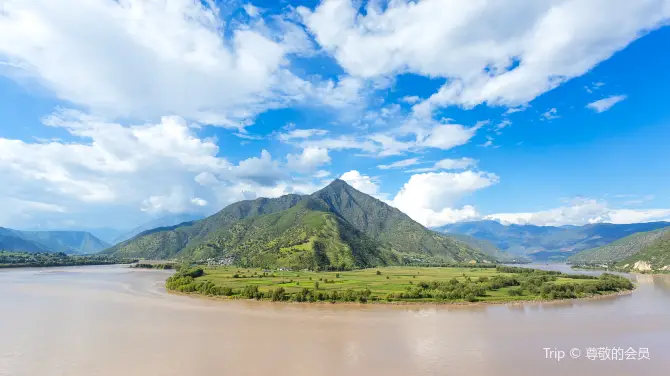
[1,265,668,376]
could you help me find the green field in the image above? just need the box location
[165,265,634,304]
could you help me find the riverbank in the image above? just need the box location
[165,265,635,305]
[168,286,634,308]
[0,251,136,269]
[571,265,670,275]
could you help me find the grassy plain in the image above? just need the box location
[167,265,634,303]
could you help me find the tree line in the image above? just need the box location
[0,251,136,268]
[165,266,634,303]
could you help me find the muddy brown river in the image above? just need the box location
[1,265,668,376]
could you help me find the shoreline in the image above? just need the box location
[166,285,634,308]
[0,262,133,269]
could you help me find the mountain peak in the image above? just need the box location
[327,178,350,188]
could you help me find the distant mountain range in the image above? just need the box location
[0,228,109,254]
[110,213,204,244]
[104,180,495,268]
[437,220,670,261]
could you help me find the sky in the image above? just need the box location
[1,0,670,231]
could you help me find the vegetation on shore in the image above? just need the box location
[131,262,175,270]
[165,265,634,304]
[0,251,136,268]
[569,228,669,265]
[615,230,670,272]
[568,228,670,273]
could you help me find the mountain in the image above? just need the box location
[569,227,670,264]
[438,220,670,261]
[0,227,110,254]
[446,233,527,263]
[85,228,126,245]
[103,194,307,260]
[105,180,491,268]
[616,230,670,271]
[111,213,204,244]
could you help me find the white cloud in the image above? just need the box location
[296,117,482,157]
[435,158,478,170]
[286,147,331,173]
[421,123,481,150]
[406,158,477,173]
[141,187,205,214]
[392,171,499,227]
[0,0,323,129]
[586,95,627,113]
[400,95,421,104]
[278,128,329,141]
[243,3,260,17]
[541,108,559,120]
[479,136,495,148]
[299,135,378,153]
[378,158,421,170]
[314,170,331,179]
[300,0,670,114]
[191,197,208,207]
[0,110,328,228]
[0,198,68,230]
[504,104,530,115]
[486,198,670,226]
[495,119,512,134]
[340,170,385,199]
[585,81,606,94]
[233,150,285,186]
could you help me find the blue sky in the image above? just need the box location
[1,0,669,231]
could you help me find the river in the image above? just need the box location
[1,264,668,376]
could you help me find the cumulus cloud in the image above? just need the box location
[0,0,328,129]
[486,198,670,226]
[141,187,206,214]
[300,0,670,114]
[286,147,331,173]
[340,170,385,199]
[392,171,499,227]
[586,95,628,113]
[0,110,326,228]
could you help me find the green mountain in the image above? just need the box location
[616,230,670,271]
[0,227,110,254]
[103,194,304,260]
[105,180,492,268]
[439,220,670,261]
[569,227,670,264]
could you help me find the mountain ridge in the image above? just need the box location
[616,230,670,271]
[0,228,110,254]
[105,180,493,267]
[111,213,204,244]
[438,220,670,261]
